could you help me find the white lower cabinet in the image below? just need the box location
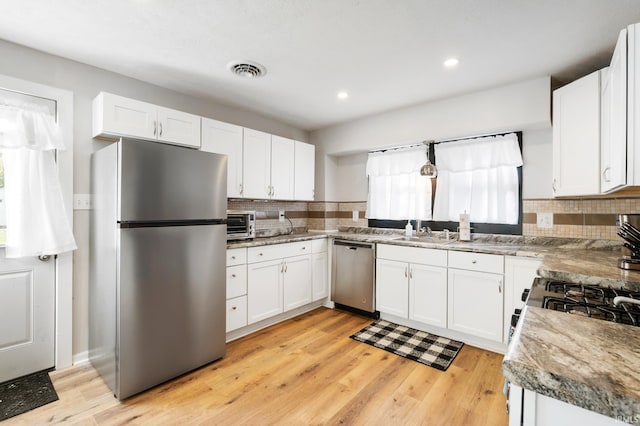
[226,248,248,332]
[283,255,312,311]
[509,385,620,426]
[311,238,328,301]
[409,263,448,328]
[376,244,447,323]
[447,251,504,343]
[448,267,503,342]
[247,258,284,324]
[376,258,410,317]
[247,241,312,325]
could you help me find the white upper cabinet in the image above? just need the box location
[552,70,602,196]
[243,128,272,199]
[270,136,295,200]
[201,118,244,198]
[294,141,315,201]
[92,92,201,148]
[601,29,628,193]
[242,131,295,200]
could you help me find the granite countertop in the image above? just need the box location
[503,306,640,423]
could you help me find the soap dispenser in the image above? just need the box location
[405,220,413,237]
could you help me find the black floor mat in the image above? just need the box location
[0,369,58,421]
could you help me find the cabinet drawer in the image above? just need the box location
[377,244,447,267]
[226,265,247,299]
[312,238,327,253]
[448,251,504,274]
[227,247,247,266]
[226,296,247,332]
[247,241,311,263]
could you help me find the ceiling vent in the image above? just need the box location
[227,61,267,78]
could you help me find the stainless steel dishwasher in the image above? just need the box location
[331,240,378,318]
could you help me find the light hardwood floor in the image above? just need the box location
[7,308,508,425]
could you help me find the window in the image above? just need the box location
[365,145,432,221]
[433,133,522,224]
[368,132,523,235]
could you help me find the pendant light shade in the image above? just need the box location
[420,141,437,178]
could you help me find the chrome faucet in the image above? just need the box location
[415,219,432,236]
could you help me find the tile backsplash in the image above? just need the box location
[522,198,640,240]
[229,197,639,241]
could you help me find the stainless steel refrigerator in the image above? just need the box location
[89,138,227,400]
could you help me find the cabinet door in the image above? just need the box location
[283,254,312,311]
[448,268,503,342]
[409,263,447,328]
[95,92,156,140]
[247,259,283,324]
[375,259,409,318]
[552,70,601,196]
[156,107,201,148]
[226,296,247,332]
[201,118,244,197]
[503,257,540,344]
[294,141,315,201]
[226,264,247,299]
[601,29,628,192]
[311,251,328,301]
[271,135,295,200]
[243,129,271,199]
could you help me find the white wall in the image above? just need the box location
[0,39,308,360]
[310,77,552,201]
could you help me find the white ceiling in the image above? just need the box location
[1,0,640,131]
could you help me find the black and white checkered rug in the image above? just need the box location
[350,320,463,371]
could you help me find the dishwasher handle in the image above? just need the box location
[333,240,374,250]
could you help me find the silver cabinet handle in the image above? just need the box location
[231,306,237,311]
[38,255,51,262]
[301,247,306,250]
[159,122,163,137]
[409,268,413,279]
[231,256,236,260]
[404,266,408,278]
[231,274,236,278]
[552,178,557,193]
[498,279,502,293]
[603,166,611,183]
[259,253,263,257]
[239,183,243,195]
[471,260,477,264]
[153,121,157,136]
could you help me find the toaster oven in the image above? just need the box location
[226,210,256,240]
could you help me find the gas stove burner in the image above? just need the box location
[534,278,640,327]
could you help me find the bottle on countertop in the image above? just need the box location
[459,210,471,241]
[405,220,413,237]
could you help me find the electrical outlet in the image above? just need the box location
[279,210,285,223]
[352,210,359,222]
[73,193,92,210]
[537,212,553,229]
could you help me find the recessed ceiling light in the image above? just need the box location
[227,60,267,78]
[337,91,349,100]
[443,58,459,68]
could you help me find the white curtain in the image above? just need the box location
[433,133,522,224]
[0,102,76,258]
[365,146,432,220]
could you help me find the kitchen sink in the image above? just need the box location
[394,235,454,244]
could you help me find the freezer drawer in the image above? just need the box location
[331,240,376,314]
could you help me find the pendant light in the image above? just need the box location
[420,141,437,178]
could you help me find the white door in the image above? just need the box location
[375,258,409,318]
[294,141,315,201]
[283,254,312,311]
[247,258,283,324]
[0,88,58,382]
[270,135,295,200]
[242,129,271,199]
[201,118,244,197]
[0,252,55,382]
[409,263,448,328]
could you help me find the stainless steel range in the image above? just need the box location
[525,277,640,326]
